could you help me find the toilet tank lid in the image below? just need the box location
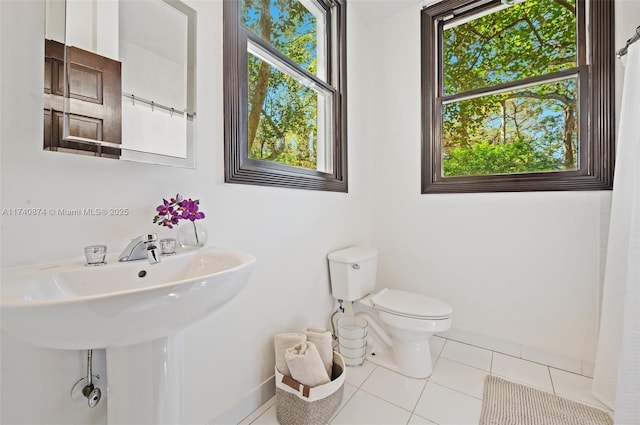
[372,288,453,318]
[328,246,378,263]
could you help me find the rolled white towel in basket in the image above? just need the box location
[274,333,307,375]
[285,342,331,388]
[305,326,333,377]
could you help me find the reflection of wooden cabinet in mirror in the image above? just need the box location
[43,39,122,158]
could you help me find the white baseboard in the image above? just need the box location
[209,376,275,425]
[442,327,593,376]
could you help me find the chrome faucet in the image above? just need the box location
[118,233,160,264]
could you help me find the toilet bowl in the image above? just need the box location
[327,246,453,379]
[354,289,452,378]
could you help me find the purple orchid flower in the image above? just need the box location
[153,194,205,228]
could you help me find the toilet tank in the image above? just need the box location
[328,247,378,301]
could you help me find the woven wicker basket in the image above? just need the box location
[275,351,345,425]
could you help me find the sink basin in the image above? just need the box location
[0,247,256,349]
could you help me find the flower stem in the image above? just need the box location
[193,221,200,245]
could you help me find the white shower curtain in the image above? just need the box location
[592,42,640,424]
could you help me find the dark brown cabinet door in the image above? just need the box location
[44,39,122,158]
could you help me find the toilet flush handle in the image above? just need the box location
[352,264,360,270]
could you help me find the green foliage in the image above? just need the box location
[443,139,563,176]
[247,56,319,169]
[443,0,576,95]
[441,0,579,177]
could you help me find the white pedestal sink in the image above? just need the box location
[1,247,256,423]
[106,334,186,424]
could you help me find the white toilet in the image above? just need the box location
[328,246,453,378]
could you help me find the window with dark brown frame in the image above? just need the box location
[223,0,348,192]
[421,0,615,193]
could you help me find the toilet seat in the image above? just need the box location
[371,288,453,320]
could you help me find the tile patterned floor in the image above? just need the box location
[239,337,610,425]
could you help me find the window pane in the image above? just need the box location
[442,77,578,177]
[247,51,333,172]
[443,0,577,95]
[242,0,327,80]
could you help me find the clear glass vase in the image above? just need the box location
[177,221,207,248]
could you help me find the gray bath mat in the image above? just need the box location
[480,375,613,425]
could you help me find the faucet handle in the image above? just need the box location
[146,238,161,264]
[143,233,158,242]
[84,245,107,266]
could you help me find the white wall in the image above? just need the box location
[0,1,372,423]
[1,0,637,423]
